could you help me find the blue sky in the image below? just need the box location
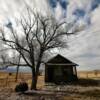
[0,0,100,71]
[49,0,100,25]
[91,0,100,11]
[49,0,68,9]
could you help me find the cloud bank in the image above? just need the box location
[49,0,100,70]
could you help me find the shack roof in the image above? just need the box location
[45,54,78,66]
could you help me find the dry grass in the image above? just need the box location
[0,71,100,100]
[0,72,44,89]
[77,70,100,79]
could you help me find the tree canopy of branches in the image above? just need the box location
[0,8,75,89]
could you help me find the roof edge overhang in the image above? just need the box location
[45,63,78,66]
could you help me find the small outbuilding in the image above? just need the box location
[45,54,78,84]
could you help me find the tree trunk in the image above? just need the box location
[31,49,44,90]
[31,68,38,90]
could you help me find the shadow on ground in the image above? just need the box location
[72,78,100,86]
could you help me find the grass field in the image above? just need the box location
[0,71,100,100]
[78,70,100,79]
[0,72,45,89]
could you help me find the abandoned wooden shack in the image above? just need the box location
[45,54,78,84]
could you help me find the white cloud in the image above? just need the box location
[32,0,51,16]
[55,1,63,21]
[91,5,100,25]
[0,0,51,24]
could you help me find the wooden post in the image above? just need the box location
[45,64,48,82]
[74,66,77,77]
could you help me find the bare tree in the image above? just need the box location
[0,8,76,90]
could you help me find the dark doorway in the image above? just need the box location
[63,67,73,82]
[47,67,54,82]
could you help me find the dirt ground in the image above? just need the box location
[0,85,100,100]
[0,72,100,100]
